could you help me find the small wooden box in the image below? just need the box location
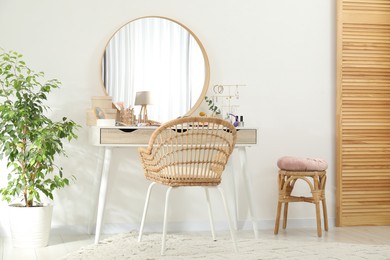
[92,96,113,109]
[103,108,119,120]
[86,108,119,126]
[86,109,96,126]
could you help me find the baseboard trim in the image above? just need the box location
[0,218,336,237]
[45,217,336,236]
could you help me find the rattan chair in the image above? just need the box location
[137,116,238,255]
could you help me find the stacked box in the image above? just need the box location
[91,96,113,109]
[86,96,119,126]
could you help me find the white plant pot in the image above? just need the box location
[8,204,53,248]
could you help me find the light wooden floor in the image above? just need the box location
[1,226,390,260]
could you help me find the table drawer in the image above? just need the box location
[236,129,257,144]
[100,128,155,145]
[99,127,257,145]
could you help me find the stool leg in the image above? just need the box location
[282,177,295,230]
[312,174,322,237]
[274,172,284,235]
[320,175,328,232]
[315,202,322,237]
[322,198,329,231]
[274,201,282,235]
[282,202,289,229]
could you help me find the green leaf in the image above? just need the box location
[0,49,79,205]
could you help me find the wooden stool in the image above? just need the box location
[274,156,328,237]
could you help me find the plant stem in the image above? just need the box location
[21,126,31,207]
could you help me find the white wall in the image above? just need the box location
[0,0,336,235]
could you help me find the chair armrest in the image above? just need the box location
[138,147,150,155]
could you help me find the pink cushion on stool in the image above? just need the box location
[277,156,328,171]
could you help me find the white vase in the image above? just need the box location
[8,204,53,248]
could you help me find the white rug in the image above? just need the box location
[62,231,390,260]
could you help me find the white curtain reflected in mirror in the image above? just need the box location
[102,17,205,123]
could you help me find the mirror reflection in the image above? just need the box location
[102,17,209,123]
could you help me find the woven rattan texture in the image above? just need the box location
[274,169,328,237]
[138,117,237,187]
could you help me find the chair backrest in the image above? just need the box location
[138,116,237,186]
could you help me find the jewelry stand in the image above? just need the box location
[211,84,245,117]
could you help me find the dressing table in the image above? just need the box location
[90,125,259,244]
[89,16,259,244]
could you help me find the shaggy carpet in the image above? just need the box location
[62,231,390,259]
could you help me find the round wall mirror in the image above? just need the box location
[101,16,210,123]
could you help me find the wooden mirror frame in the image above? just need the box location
[100,16,210,120]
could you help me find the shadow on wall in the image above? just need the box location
[51,141,152,232]
[50,127,101,228]
[103,151,155,226]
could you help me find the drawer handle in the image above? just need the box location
[171,129,188,133]
[223,129,240,133]
[119,129,137,133]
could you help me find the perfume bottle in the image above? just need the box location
[229,113,239,127]
[239,116,244,127]
[234,116,239,127]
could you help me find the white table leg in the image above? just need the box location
[94,147,112,244]
[238,146,259,238]
[88,147,105,235]
[226,157,238,230]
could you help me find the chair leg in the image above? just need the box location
[322,198,329,231]
[161,187,173,256]
[217,187,238,253]
[204,187,216,241]
[274,201,282,235]
[138,182,156,242]
[315,202,322,237]
[282,202,289,229]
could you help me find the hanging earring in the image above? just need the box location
[235,85,239,99]
[213,85,218,94]
[218,85,224,94]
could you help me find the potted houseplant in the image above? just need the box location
[0,49,79,247]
